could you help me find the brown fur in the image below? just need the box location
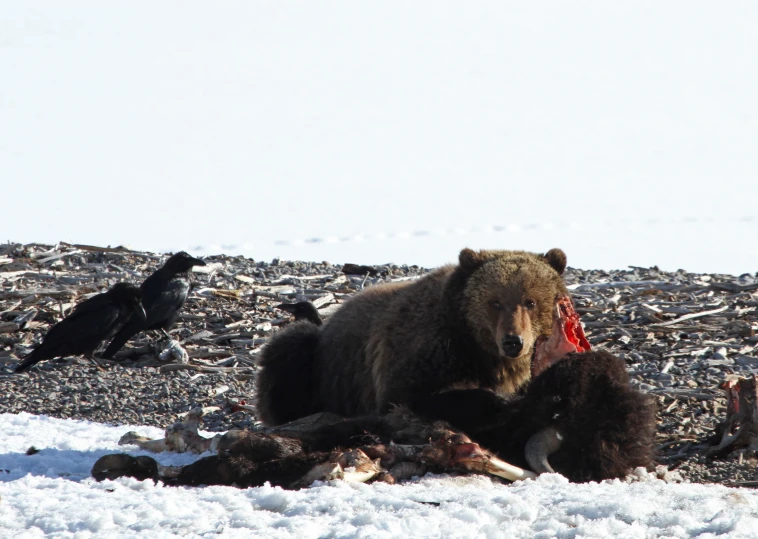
[257,247,568,425]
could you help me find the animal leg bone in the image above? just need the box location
[449,442,537,481]
[119,407,221,454]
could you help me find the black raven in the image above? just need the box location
[275,302,323,326]
[14,283,145,373]
[342,263,379,277]
[101,251,206,359]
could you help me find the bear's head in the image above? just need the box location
[457,248,568,375]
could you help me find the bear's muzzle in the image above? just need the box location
[500,334,524,358]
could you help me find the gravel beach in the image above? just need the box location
[2,242,757,488]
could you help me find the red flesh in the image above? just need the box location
[230,400,247,412]
[722,378,741,415]
[531,295,591,378]
[558,296,591,353]
[448,442,493,472]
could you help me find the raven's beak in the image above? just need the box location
[190,256,207,267]
[275,303,297,314]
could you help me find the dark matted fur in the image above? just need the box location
[173,452,329,489]
[104,351,654,487]
[254,322,322,424]
[413,351,657,482]
[91,454,159,483]
[257,247,569,425]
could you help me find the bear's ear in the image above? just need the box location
[459,248,487,273]
[542,248,567,275]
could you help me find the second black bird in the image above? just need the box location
[275,302,323,326]
[14,283,145,373]
[101,251,206,359]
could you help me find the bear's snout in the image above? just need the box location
[500,334,524,358]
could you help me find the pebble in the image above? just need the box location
[710,347,729,360]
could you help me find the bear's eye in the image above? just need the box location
[490,301,503,311]
[524,299,536,309]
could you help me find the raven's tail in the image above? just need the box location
[256,322,321,426]
[14,351,42,373]
[101,317,143,359]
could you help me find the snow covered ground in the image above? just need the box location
[3,2,758,537]
[2,413,758,539]
[2,1,757,274]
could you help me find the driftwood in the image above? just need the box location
[0,322,20,334]
[158,363,256,374]
[651,305,729,327]
[35,250,83,265]
[0,289,76,301]
[58,242,142,254]
[568,280,671,291]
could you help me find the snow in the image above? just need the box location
[2,413,758,539]
[2,2,758,537]
[1,1,757,274]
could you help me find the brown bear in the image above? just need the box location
[257,247,583,426]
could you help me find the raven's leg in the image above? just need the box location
[85,352,106,371]
[149,329,171,352]
[136,330,166,356]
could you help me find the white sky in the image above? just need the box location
[2,413,758,538]
[1,1,757,274]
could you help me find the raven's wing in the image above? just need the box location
[14,301,122,372]
[41,302,123,355]
[100,308,147,359]
[144,277,190,330]
[67,291,115,315]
